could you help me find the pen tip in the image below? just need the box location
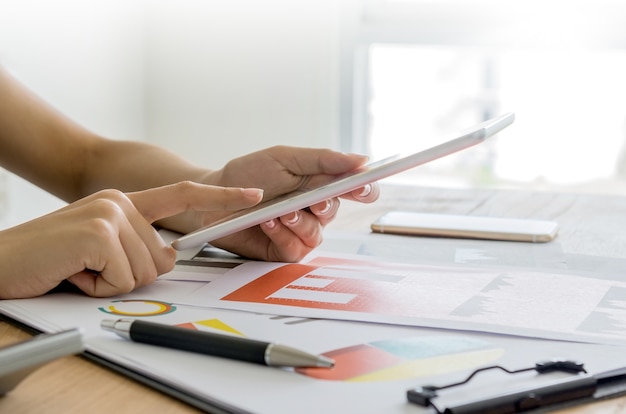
[317,355,335,368]
[100,319,116,330]
[267,344,336,368]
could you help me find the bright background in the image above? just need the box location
[1,0,625,227]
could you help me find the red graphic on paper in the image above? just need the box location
[175,322,197,330]
[297,344,404,380]
[221,258,435,316]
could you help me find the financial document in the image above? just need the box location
[182,239,626,346]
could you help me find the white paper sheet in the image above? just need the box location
[182,250,626,346]
[2,282,625,414]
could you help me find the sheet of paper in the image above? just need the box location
[182,250,626,346]
[1,282,625,414]
[3,230,626,412]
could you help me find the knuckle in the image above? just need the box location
[89,196,127,219]
[171,181,203,211]
[116,279,136,294]
[134,268,158,287]
[219,186,234,210]
[85,216,118,241]
[96,188,127,203]
[301,226,321,242]
[172,180,197,193]
[156,248,177,274]
[280,248,306,263]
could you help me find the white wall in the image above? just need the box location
[0,0,145,140]
[143,0,340,168]
[0,0,146,225]
[0,0,341,226]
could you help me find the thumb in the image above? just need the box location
[128,181,263,224]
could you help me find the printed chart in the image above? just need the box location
[96,297,503,383]
[297,336,503,382]
[185,253,626,346]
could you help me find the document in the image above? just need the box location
[3,230,626,412]
[182,249,626,346]
[1,282,626,414]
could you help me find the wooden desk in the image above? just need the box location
[2,184,626,413]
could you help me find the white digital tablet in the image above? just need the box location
[171,112,515,251]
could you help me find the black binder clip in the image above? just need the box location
[407,359,591,414]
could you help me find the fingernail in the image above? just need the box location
[264,219,277,229]
[285,211,300,225]
[242,188,264,199]
[318,199,333,215]
[348,153,369,161]
[357,184,372,198]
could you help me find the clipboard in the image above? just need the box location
[407,360,626,414]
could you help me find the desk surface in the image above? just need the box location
[2,184,626,413]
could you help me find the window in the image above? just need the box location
[341,0,626,193]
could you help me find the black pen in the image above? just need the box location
[101,318,334,368]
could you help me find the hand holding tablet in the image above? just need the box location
[172,113,515,251]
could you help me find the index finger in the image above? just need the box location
[128,181,263,224]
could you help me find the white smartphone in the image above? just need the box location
[172,112,515,251]
[371,211,559,243]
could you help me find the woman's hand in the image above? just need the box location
[0,182,262,299]
[198,146,380,262]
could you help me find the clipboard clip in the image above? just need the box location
[407,359,593,413]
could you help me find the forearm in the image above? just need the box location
[0,66,89,200]
[0,65,214,203]
[81,138,212,196]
